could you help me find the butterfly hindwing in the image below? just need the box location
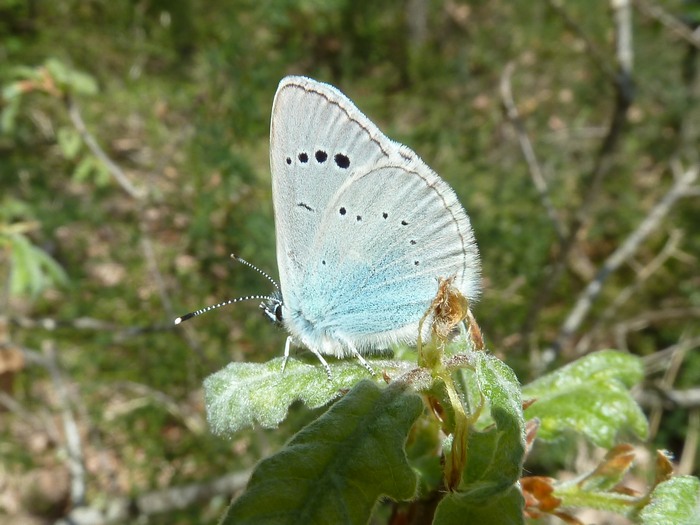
[283,161,480,353]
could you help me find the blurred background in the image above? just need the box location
[1,0,698,523]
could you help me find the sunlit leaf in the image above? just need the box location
[458,352,525,497]
[638,476,700,525]
[223,380,422,525]
[522,350,647,447]
[204,357,414,434]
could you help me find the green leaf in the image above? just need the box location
[638,476,700,525]
[0,96,21,134]
[433,485,524,525]
[8,233,32,296]
[522,350,647,447]
[73,156,96,183]
[223,380,423,525]
[57,127,83,160]
[458,352,526,497]
[405,412,443,496]
[67,69,98,96]
[43,58,98,96]
[7,233,68,297]
[204,357,415,434]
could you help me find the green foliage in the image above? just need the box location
[222,380,423,525]
[204,357,414,433]
[2,1,699,523]
[433,486,524,525]
[522,350,648,447]
[204,347,698,523]
[0,197,68,297]
[638,476,700,525]
[1,230,68,297]
[207,339,526,523]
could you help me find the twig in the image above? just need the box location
[522,1,636,351]
[679,409,699,475]
[638,388,700,410]
[55,469,253,524]
[574,229,682,353]
[3,315,172,340]
[44,341,86,506]
[633,0,700,50]
[550,165,698,353]
[644,335,700,375]
[65,97,144,200]
[500,62,566,242]
[646,335,695,439]
[614,307,700,351]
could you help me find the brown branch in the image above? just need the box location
[500,61,567,242]
[574,229,682,353]
[43,341,87,506]
[55,469,253,524]
[637,387,700,410]
[633,0,700,50]
[551,165,698,353]
[522,1,636,351]
[65,97,145,200]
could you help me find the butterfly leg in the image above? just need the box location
[282,335,333,379]
[281,336,293,373]
[340,336,375,376]
[309,348,333,380]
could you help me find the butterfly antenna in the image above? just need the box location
[231,253,280,290]
[174,294,278,325]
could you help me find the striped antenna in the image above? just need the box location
[231,254,280,290]
[174,294,279,325]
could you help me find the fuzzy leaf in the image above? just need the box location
[433,485,524,525]
[204,357,415,434]
[458,352,526,497]
[522,350,647,447]
[223,380,423,525]
[638,476,700,525]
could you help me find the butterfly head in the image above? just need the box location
[260,291,284,326]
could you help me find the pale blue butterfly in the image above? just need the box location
[177,76,481,377]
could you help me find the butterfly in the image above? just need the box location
[177,77,480,378]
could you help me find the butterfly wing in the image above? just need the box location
[283,158,480,356]
[270,76,402,300]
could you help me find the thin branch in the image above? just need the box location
[574,229,682,353]
[679,409,699,475]
[633,0,700,50]
[637,388,700,410]
[500,61,566,242]
[65,97,145,200]
[614,307,700,351]
[3,315,172,338]
[55,469,253,525]
[647,334,696,439]
[44,341,86,506]
[551,165,698,353]
[522,1,636,349]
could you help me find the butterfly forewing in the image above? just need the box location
[270,77,398,297]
